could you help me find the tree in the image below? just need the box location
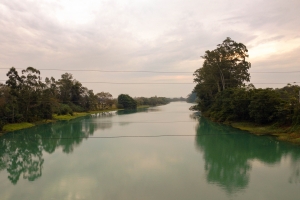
[186,92,198,103]
[96,92,113,109]
[19,67,43,121]
[117,94,137,109]
[56,73,87,112]
[5,67,23,122]
[248,89,283,124]
[0,83,11,129]
[193,37,251,111]
[5,67,44,122]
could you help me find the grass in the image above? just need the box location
[1,105,151,134]
[53,108,122,121]
[137,105,150,109]
[3,122,35,132]
[1,107,122,134]
[229,121,300,144]
[230,122,276,135]
[53,112,89,120]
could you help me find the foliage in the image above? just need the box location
[56,104,73,115]
[195,83,300,126]
[117,94,137,109]
[134,96,171,106]
[193,37,251,111]
[209,88,252,122]
[0,67,103,130]
[186,92,198,103]
[0,67,172,132]
[192,38,300,126]
[248,89,282,124]
[96,92,113,109]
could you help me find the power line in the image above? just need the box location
[76,81,194,84]
[75,82,299,85]
[1,67,300,74]
[0,80,299,85]
[251,71,300,74]
[0,80,194,84]
[0,68,192,74]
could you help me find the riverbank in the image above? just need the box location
[227,121,300,145]
[0,105,151,134]
[1,111,115,134]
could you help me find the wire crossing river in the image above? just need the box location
[0,102,300,200]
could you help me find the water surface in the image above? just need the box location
[0,102,300,200]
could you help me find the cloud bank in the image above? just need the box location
[0,0,299,97]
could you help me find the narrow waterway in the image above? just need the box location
[0,102,299,200]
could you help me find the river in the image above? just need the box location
[0,102,299,200]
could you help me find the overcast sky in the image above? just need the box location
[0,0,299,97]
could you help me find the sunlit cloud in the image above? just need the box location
[249,36,300,60]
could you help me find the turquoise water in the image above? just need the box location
[0,102,299,200]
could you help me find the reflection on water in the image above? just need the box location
[1,136,44,185]
[0,108,162,185]
[0,112,116,185]
[0,103,300,200]
[116,107,161,115]
[90,112,114,130]
[289,158,300,184]
[195,117,300,193]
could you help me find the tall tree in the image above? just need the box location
[193,37,251,111]
[19,67,43,121]
[56,73,74,104]
[6,67,44,122]
[96,92,113,109]
[194,37,251,91]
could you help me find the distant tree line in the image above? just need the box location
[0,67,117,129]
[186,92,198,103]
[0,67,172,131]
[134,96,181,107]
[168,97,186,102]
[192,37,300,127]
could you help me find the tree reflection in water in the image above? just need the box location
[1,110,300,188]
[194,116,300,193]
[0,108,156,185]
[0,112,114,185]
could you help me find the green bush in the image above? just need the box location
[0,120,5,131]
[68,102,84,112]
[56,104,73,115]
[117,104,124,109]
[249,89,282,124]
[117,94,137,109]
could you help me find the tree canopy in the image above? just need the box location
[0,67,172,131]
[192,38,300,126]
[194,37,251,92]
[193,37,251,111]
[117,94,137,109]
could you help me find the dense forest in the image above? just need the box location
[0,67,173,131]
[191,37,300,130]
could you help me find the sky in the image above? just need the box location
[0,0,299,98]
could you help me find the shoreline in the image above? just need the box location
[224,121,300,145]
[1,105,151,135]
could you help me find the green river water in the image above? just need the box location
[0,102,300,200]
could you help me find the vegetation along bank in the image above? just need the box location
[190,37,300,144]
[0,67,181,134]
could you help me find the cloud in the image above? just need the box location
[0,0,299,96]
